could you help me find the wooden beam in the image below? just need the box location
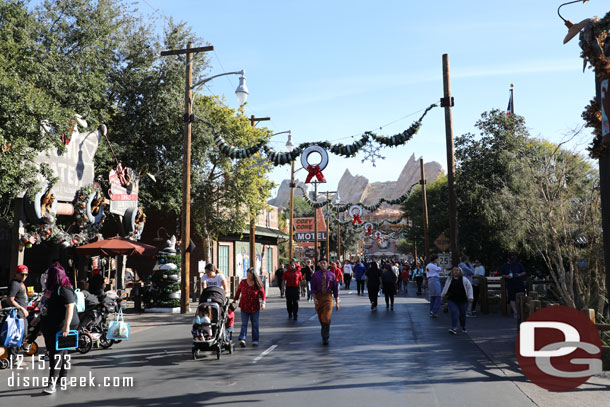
[160,45,214,56]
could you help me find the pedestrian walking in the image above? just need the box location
[426,255,442,318]
[353,260,367,295]
[381,263,398,310]
[201,263,229,293]
[441,266,474,335]
[275,263,286,298]
[6,265,29,364]
[471,260,485,315]
[302,259,314,302]
[310,259,339,345]
[500,254,527,319]
[40,262,80,394]
[234,268,266,347]
[282,260,303,320]
[342,260,353,290]
[413,262,425,295]
[330,262,344,289]
[365,261,382,311]
[458,256,475,316]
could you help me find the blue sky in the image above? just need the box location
[137,0,604,197]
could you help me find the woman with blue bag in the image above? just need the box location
[40,262,79,394]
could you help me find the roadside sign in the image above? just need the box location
[434,232,451,252]
[438,252,452,270]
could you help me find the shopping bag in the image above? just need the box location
[0,308,25,347]
[55,330,79,350]
[106,309,130,340]
[74,288,86,313]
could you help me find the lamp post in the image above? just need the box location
[317,190,338,260]
[335,193,342,261]
[160,42,248,314]
[272,131,295,259]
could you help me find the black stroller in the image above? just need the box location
[192,286,233,360]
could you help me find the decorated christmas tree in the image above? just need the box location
[145,236,182,312]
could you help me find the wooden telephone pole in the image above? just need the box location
[160,43,214,314]
[442,54,459,266]
[249,115,270,274]
[420,158,430,262]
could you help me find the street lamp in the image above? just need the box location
[161,42,248,313]
[278,132,296,260]
[193,70,249,106]
[557,0,591,44]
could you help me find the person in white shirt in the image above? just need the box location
[425,255,443,317]
[201,263,229,294]
[342,261,353,290]
[471,260,486,315]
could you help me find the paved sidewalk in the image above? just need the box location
[454,306,610,406]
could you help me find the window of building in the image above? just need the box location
[218,245,229,276]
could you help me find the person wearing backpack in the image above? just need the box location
[381,263,398,310]
[40,262,80,394]
[6,265,29,364]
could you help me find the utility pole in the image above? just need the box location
[314,182,319,262]
[326,191,330,260]
[160,42,214,314]
[249,115,270,274]
[420,158,430,262]
[288,159,295,260]
[442,54,459,266]
[337,217,341,262]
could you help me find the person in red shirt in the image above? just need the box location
[282,260,303,320]
[234,268,266,347]
[330,262,344,288]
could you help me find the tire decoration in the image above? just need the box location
[374,231,383,240]
[75,183,106,233]
[363,222,374,236]
[349,205,364,225]
[123,207,146,241]
[144,237,182,309]
[301,145,329,183]
[24,188,58,224]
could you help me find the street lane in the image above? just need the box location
[0,288,536,406]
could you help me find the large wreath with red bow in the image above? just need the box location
[349,205,364,225]
[301,145,329,183]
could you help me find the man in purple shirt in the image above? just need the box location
[310,259,339,345]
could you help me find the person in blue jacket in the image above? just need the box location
[353,260,367,295]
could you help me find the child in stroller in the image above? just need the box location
[192,305,212,341]
[192,286,234,360]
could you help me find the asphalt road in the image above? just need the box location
[0,287,536,407]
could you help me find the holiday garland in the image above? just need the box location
[580,12,610,158]
[297,182,417,213]
[210,104,437,164]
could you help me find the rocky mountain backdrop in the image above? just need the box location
[269,154,443,208]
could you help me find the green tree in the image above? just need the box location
[454,110,532,269]
[400,175,449,259]
[495,142,605,313]
[0,0,127,220]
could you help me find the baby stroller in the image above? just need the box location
[192,286,234,360]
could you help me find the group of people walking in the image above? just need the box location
[199,252,527,348]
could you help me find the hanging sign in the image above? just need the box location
[33,122,104,201]
[108,168,139,216]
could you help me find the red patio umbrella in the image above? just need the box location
[75,236,158,257]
